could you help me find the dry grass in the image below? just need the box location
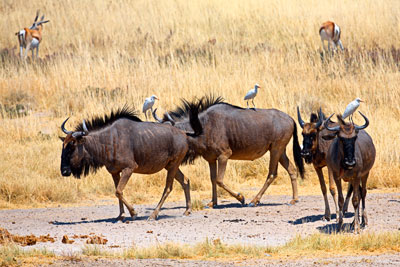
[1,231,400,264]
[0,0,400,208]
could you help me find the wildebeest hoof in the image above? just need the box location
[247,202,257,207]
[237,193,245,206]
[323,215,331,221]
[205,201,216,209]
[148,213,158,221]
[116,215,126,222]
[183,210,192,216]
[289,199,298,205]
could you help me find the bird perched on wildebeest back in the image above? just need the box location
[142,95,159,120]
[342,98,364,123]
[244,84,260,110]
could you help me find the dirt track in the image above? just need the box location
[1,192,400,264]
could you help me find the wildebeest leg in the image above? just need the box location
[351,179,361,233]
[249,148,281,206]
[328,172,339,222]
[215,155,245,205]
[315,167,330,221]
[116,167,137,219]
[112,173,125,221]
[332,172,344,231]
[343,183,353,214]
[361,173,369,227]
[279,151,298,205]
[207,161,218,208]
[174,169,192,216]
[148,165,178,220]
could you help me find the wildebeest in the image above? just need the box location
[154,96,305,207]
[60,106,201,220]
[297,107,339,221]
[323,112,375,232]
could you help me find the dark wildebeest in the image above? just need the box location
[297,107,340,221]
[322,112,375,233]
[154,96,305,207]
[59,107,201,220]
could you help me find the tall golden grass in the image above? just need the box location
[0,0,399,207]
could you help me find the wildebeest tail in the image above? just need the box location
[292,121,305,179]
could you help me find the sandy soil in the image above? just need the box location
[1,193,399,265]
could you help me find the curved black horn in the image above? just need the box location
[165,112,175,126]
[82,120,89,133]
[152,108,163,123]
[315,107,323,128]
[355,111,369,131]
[324,113,341,132]
[61,117,73,134]
[297,106,305,129]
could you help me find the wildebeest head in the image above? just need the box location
[59,118,89,178]
[297,107,324,164]
[323,112,369,170]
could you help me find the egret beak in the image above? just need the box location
[360,99,365,102]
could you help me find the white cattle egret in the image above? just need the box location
[244,84,260,109]
[342,98,364,123]
[142,95,159,120]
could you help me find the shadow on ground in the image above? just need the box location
[288,212,354,225]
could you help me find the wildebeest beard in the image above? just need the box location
[69,147,103,179]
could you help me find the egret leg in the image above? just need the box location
[246,100,249,109]
[144,111,148,121]
[252,99,256,110]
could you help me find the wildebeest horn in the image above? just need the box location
[324,113,341,132]
[82,120,89,133]
[315,108,323,129]
[165,112,175,126]
[152,108,163,123]
[72,120,89,138]
[297,106,305,129]
[354,111,369,131]
[61,117,73,134]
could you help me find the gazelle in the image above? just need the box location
[15,10,49,60]
[319,21,343,53]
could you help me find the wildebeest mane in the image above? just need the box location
[164,95,244,121]
[75,106,141,132]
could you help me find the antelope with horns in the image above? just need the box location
[15,10,49,60]
[319,21,343,53]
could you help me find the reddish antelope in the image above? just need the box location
[15,10,49,60]
[319,21,343,52]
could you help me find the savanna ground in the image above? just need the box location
[1,0,400,265]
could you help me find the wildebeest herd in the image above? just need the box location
[15,9,374,234]
[60,95,375,233]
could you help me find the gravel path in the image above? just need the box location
[1,193,399,264]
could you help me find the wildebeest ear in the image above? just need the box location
[59,136,65,142]
[321,133,337,140]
